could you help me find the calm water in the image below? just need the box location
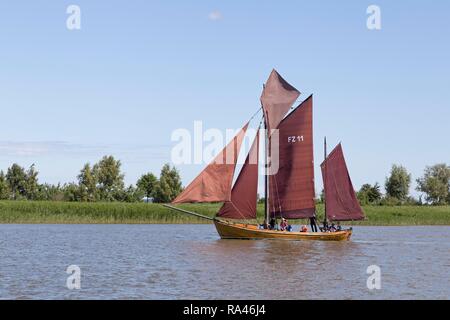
[0,224,449,300]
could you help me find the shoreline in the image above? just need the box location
[1,223,449,227]
[0,201,449,226]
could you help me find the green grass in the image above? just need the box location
[0,201,449,225]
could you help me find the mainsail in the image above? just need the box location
[217,131,259,219]
[260,69,300,134]
[172,123,249,204]
[321,143,365,221]
[269,95,316,219]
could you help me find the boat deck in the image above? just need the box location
[214,219,352,241]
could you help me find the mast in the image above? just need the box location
[259,70,300,224]
[323,136,328,226]
[262,87,270,225]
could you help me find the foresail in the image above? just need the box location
[260,69,300,134]
[172,123,249,204]
[269,95,316,219]
[321,143,365,221]
[217,131,259,219]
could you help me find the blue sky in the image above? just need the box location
[0,1,449,197]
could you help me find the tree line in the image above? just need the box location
[355,163,450,206]
[0,156,182,203]
[0,158,448,205]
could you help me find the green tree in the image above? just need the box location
[62,183,80,201]
[93,156,124,201]
[24,164,39,200]
[136,172,158,200]
[385,164,411,202]
[116,184,143,203]
[357,183,382,205]
[416,163,450,205]
[6,163,27,200]
[78,163,97,202]
[0,171,10,199]
[37,183,64,201]
[154,164,182,203]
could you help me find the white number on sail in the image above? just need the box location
[288,135,304,143]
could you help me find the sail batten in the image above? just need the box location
[172,123,249,204]
[321,143,365,221]
[269,95,316,219]
[217,131,259,219]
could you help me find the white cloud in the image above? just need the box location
[208,10,222,21]
[0,141,112,157]
[0,141,170,159]
[0,141,55,156]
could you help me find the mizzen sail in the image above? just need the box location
[217,131,259,219]
[269,95,316,219]
[172,123,249,204]
[260,69,300,134]
[321,143,365,221]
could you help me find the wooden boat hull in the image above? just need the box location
[214,219,352,241]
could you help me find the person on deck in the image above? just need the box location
[279,218,292,231]
[300,225,308,232]
[259,219,269,230]
[329,223,337,232]
[310,217,318,232]
[269,218,276,230]
[286,223,293,232]
[280,218,288,231]
[336,222,342,231]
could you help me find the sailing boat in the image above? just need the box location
[165,69,364,241]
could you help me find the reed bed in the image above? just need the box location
[0,201,449,225]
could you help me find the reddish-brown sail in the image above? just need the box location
[321,143,365,221]
[172,123,249,204]
[217,131,259,219]
[260,69,300,134]
[269,95,316,219]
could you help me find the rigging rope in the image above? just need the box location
[249,106,262,121]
